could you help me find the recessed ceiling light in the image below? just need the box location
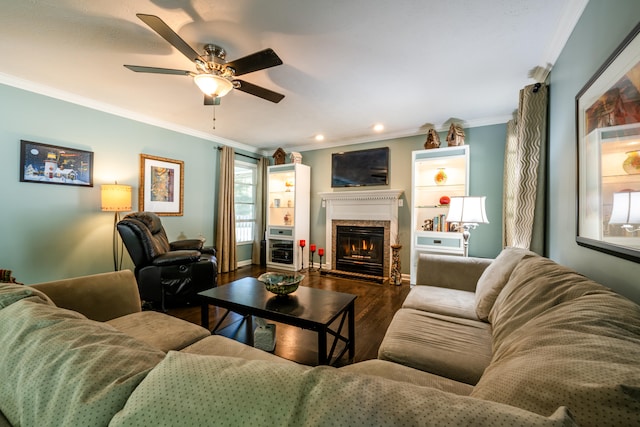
[315,134,325,141]
[373,124,384,132]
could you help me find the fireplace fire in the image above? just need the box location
[335,225,384,277]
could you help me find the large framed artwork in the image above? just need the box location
[139,154,184,216]
[576,22,640,263]
[20,140,94,187]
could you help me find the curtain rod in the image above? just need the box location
[217,146,262,161]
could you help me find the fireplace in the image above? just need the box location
[319,189,403,283]
[331,219,391,281]
[335,225,385,276]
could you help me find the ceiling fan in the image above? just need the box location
[124,14,285,105]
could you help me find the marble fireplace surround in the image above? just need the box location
[318,189,403,279]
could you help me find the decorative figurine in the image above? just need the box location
[446,123,465,146]
[434,168,447,185]
[272,147,287,165]
[424,128,441,149]
[289,151,302,164]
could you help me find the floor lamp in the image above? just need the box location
[446,196,489,257]
[101,183,132,271]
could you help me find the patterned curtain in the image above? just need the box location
[503,83,548,254]
[216,146,237,273]
[252,157,268,264]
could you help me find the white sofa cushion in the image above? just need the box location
[340,359,475,395]
[111,351,577,426]
[475,247,536,321]
[402,285,478,320]
[0,296,164,427]
[107,310,210,352]
[378,308,492,385]
[473,298,640,426]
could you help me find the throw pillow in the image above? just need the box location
[0,282,53,308]
[475,247,536,321]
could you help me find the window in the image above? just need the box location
[234,160,257,244]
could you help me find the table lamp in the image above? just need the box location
[446,196,489,257]
[609,191,640,233]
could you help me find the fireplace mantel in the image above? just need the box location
[319,189,403,202]
[318,189,403,274]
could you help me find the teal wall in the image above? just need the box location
[0,84,220,284]
[301,123,506,274]
[548,0,640,303]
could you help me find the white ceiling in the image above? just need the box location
[0,0,587,154]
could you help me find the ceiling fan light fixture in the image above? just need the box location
[194,74,233,97]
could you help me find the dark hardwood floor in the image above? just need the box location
[167,265,410,366]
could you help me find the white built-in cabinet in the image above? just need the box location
[410,146,469,284]
[266,163,310,271]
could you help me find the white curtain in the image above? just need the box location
[252,157,268,265]
[503,83,548,254]
[216,146,237,273]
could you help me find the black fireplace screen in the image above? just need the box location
[335,225,384,276]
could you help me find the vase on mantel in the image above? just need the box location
[390,244,402,286]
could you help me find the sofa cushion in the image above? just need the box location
[474,247,536,321]
[107,310,211,352]
[472,290,640,426]
[111,351,577,426]
[181,334,299,365]
[416,253,491,292]
[0,299,165,427]
[488,256,610,351]
[402,285,478,320]
[340,359,474,395]
[378,308,492,385]
[30,270,141,321]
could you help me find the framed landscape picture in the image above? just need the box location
[20,140,94,187]
[139,154,184,216]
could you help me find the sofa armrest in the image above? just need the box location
[416,253,492,292]
[30,270,142,321]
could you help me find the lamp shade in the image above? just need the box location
[446,196,489,224]
[193,74,233,97]
[101,184,132,212]
[609,191,640,225]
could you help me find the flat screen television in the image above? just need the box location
[331,147,389,188]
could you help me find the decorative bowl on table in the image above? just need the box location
[257,272,304,296]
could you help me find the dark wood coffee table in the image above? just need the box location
[198,277,356,366]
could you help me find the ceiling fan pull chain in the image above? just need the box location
[212,105,216,130]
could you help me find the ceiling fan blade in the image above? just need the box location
[234,80,285,103]
[136,14,205,64]
[226,49,283,76]
[204,95,221,106]
[124,65,192,75]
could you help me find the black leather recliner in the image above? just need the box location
[117,211,217,311]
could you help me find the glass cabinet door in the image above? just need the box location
[268,167,296,227]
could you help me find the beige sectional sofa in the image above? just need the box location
[0,248,637,425]
[379,248,640,426]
